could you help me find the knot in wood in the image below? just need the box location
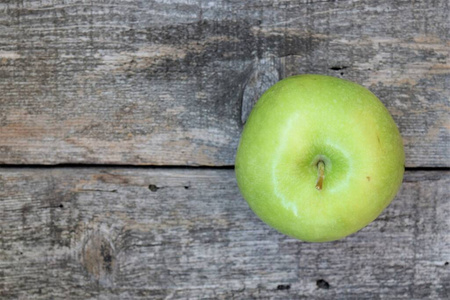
[81,232,116,286]
[240,56,284,124]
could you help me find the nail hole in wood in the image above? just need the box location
[277,284,291,290]
[316,279,330,289]
[148,184,159,192]
[184,186,189,190]
[445,262,449,266]
[330,66,348,71]
[59,204,64,208]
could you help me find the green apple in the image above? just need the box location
[235,74,404,242]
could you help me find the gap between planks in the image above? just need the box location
[0,164,449,172]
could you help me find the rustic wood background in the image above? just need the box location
[0,0,449,299]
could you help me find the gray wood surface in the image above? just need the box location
[1,1,449,299]
[0,0,449,167]
[1,168,449,299]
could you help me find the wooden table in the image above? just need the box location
[1,0,449,299]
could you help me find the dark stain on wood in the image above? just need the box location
[21,203,32,226]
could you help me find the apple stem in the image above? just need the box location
[316,160,325,191]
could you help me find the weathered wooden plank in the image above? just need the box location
[0,0,449,167]
[0,168,449,299]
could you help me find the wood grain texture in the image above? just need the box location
[1,168,449,299]
[0,0,449,167]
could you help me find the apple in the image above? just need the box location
[235,74,405,242]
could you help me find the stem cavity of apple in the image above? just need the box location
[315,160,325,191]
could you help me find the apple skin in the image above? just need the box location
[235,74,405,242]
